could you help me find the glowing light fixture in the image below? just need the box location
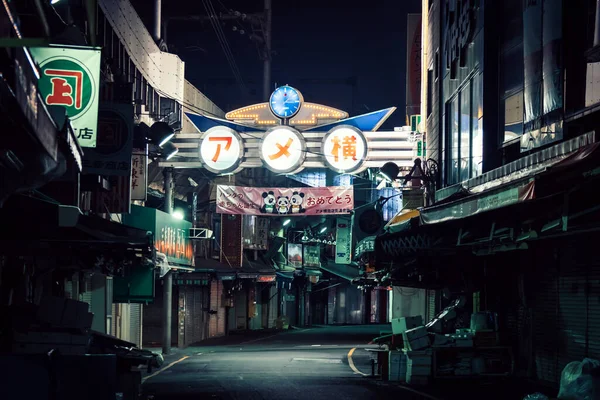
[161,142,178,160]
[319,227,327,233]
[172,209,184,220]
[283,219,291,227]
[51,0,61,4]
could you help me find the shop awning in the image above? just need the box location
[384,209,420,234]
[419,179,536,225]
[0,195,153,256]
[321,261,362,282]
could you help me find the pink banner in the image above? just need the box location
[217,185,354,216]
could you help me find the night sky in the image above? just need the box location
[131,0,421,129]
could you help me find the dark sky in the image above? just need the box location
[131,0,421,129]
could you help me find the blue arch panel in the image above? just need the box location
[305,107,396,132]
[185,113,267,133]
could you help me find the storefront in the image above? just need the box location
[122,205,194,348]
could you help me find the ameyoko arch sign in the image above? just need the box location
[197,125,375,175]
[30,46,101,148]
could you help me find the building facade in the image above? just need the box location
[399,0,600,387]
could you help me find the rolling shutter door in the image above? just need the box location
[530,249,560,384]
[130,304,142,348]
[426,289,437,323]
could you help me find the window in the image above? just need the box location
[449,96,459,184]
[446,73,484,184]
[427,68,433,117]
[504,91,524,143]
[472,72,483,176]
[460,82,471,182]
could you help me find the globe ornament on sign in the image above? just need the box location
[321,125,368,173]
[259,126,306,174]
[199,126,244,174]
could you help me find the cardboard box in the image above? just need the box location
[403,326,428,342]
[392,316,423,334]
[405,335,430,351]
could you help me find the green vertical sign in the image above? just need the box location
[30,46,101,148]
[410,115,422,132]
[417,140,422,157]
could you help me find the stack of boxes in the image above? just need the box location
[389,316,433,385]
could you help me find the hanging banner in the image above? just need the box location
[256,218,270,249]
[288,243,303,268]
[29,46,101,148]
[303,244,320,268]
[406,14,422,119]
[216,185,354,216]
[131,148,148,200]
[335,217,353,265]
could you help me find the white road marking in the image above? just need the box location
[291,358,342,364]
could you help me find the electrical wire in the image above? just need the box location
[202,0,246,92]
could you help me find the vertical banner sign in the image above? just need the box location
[406,14,422,119]
[29,46,101,148]
[256,218,270,250]
[220,214,243,267]
[131,148,148,200]
[523,0,543,129]
[88,104,134,214]
[542,0,563,115]
[335,217,353,265]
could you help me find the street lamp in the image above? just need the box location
[172,209,184,220]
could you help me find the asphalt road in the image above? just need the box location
[141,325,440,400]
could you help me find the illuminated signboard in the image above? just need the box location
[199,126,244,173]
[322,126,368,173]
[30,46,101,148]
[259,126,306,173]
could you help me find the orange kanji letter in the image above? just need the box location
[331,136,341,162]
[268,138,293,160]
[342,135,357,161]
[208,137,233,162]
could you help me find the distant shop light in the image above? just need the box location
[172,209,184,220]
[283,219,291,227]
[51,0,61,4]
[319,226,327,233]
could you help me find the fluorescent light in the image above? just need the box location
[172,210,184,220]
[159,133,175,147]
[166,147,178,160]
[319,227,327,233]
[283,219,291,226]
[51,0,61,4]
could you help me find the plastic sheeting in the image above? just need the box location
[557,358,600,400]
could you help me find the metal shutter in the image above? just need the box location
[328,286,336,324]
[531,249,560,384]
[426,290,437,323]
[130,304,142,348]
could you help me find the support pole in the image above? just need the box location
[153,0,162,42]
[595,0,600,47]
[162,168,173,355]
[262,0,272,101]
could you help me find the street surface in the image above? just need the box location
[141,325,439,400]
[141,325,547,400]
